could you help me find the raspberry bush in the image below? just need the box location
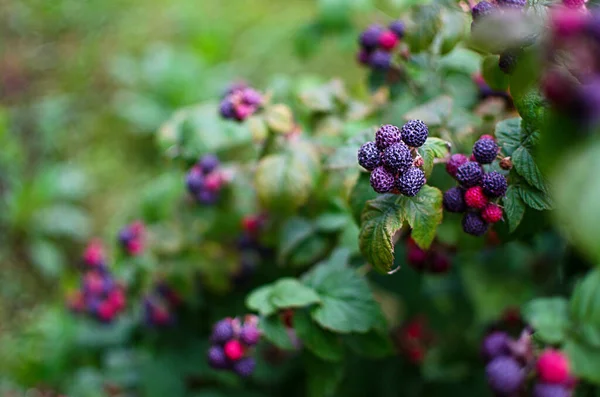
[3,0,600,396]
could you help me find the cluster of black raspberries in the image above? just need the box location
[357,21,405,71]
[219,82,263,122]
[443,135,508,236]
[471,0,530,75]
[357,121,429,197]
[207,315,261,377]
[186,154,226,205]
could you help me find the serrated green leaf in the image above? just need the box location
[246,285,277,316]
[403,95,453,127]
[349,172,377,225]
[259,315,295,350]
[398,185,443,249]
[503,186,526,233]
[495,118,521,157]
[512,146,548,193]
[522,297,569,344]
[269,279,321,310]
[518,184,553,211]
[418,137,450,177]
[293,311,344,362]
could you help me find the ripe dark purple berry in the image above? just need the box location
[375,124,402,150]
[233,357,256,378]
[499,50,520,75]
[211,319,234,345]
[382,142,412,174]
[401,120,429,148]
[186,167,204,193]
[456,162,484,187]
[219,99,236,119]
[482,171,508,198]
[369,50,392,70]
[357,141,381,171]
[472,1,496,20]
[497,0,527,9]
[198,155,220,174]
[240,324,261,346]
[486,357,525,396]
[208,345,230,369]
[462,212,489,236]
[359,25,385,49]
[389,20,405,38]
[532,383,571,397]
[481,331,510,362]
[370,166,396,193]
[473,137,499,164]
[443,187,467,213]
[397,167,426,197]
[446,154,469,178]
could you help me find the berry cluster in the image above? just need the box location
[118,221,145,256]
[207,315,261,377]
[186,155,226,205]
[405,237,452,274]
[219,82,263,122]
[483,328,575,396]
[67,241,126,323]
[393,316,434,365]
[357,21,404,71]
[358,121,429,196]
[232,214,268,286]
[443,136,507,236]
[142,282,181,327]
[542,8,600,127]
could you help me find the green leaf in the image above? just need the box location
[255,142,320,214]
[564,336,600,384]
[518,184,553,211]
[314,212,349,232]
[405,4,443,54]
[495,118,521,157]
[502,186,526,233]
[403,95,453,127]
[512,146,548,193]
[305,353,345,397]
[269,278,322,310]
[418,137,450,177]
[522,297,569,344]
[29,240,65,279]
[482,55,509,92]
[265,104,294,134]
[349,172,377,225]
[570,269,600,347]
[346,330,394,359]
[278,217,315,262]
[398,185,443,249]
[259,315,295,350]
[303,258,382,333]
[246,285,277,317]
[293,311,344,362]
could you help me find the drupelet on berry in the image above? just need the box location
[456,162,484,187]
[482,172,508,198]
[485,356,525,396]
[375,124,402,150]
[443,187,467,213]
[473,137,499,164]
[472,1,497,20]
[382,142,412,174]
[462,212,489,236]
[370,166,396,193]
[397,167,426,197]
[358,141,381,171]
[401,120,429,148]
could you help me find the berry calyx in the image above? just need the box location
[224,340,245,361]
[464,186,489,209]
[482,204,504,223]
[537,349,571,384]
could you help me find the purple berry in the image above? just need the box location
[369,50,392,70]
[462,212,489,236]
[242,88,262,106]
[497,0,527,9]
[370,166,396,193]
[397,167,426,197]
[532,383,572,397]
[358,141,381,171]
[443,187,467,213]
[573,79,600,126]
[359,25,385,49]
[118,228,134,246]
[446,153,469,178]
[198,155,220,174]
[233,357,256,377]
[357,50,370,65]
[186,167,204,193]
[375,124,402,150]
[240,324,261,346]
[212,319,235,345]
[208,345,230,369]
[482,171,508,198]
[481,332,510,362]
[473,137,499,164]
[219,99,236,119]
[486,357,525,396]
[382,142,412,174]
[389,20,405,38]
[472,1,497,20]
[456,162,484,187]
[197,190,219,204]
[401,119,429,148]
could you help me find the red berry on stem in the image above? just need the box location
[464,186,489,209]
[378,31,399,50]
[224,340,245,361]
[482,204,503,223]
[537,349,571,384]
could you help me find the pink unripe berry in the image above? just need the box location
[204,172,223,192]
[378,31,399,51]
[98,300,115,322]
[482,204,503,223]
[464,186,489,209]
[224,340,245,361]
[127,239,144,256]
[537,349,571,384]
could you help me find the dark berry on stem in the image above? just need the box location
[429,253,451,274]
[208,346,229,369]
[486,356,525,396]
[481,331,510,362]
[212,319,234,345]
[482,171,508,198]
[389,20,405,38]
[186,167,204,193]
[370,166,396,193]
[369,50,392,70]
[456,162,483,187]
[473,137,499,164]
[532,383,571,397]
[382,143,412,174]
[233,357,256,378]
[401,119,429,148]
[443,187,467,213]
[360,25,385,49]
[462,212,489,236]
[375,124,402,150]
[199,155,220,174]
[446,154,469,178]
[357,141,381,171]
[397,167,426,197]
[472,1,496,20]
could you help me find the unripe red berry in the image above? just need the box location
[378,31,399,50]
[224,340,245,361]
[482,204,503,223]
[537,349,571,384]
[464,186,489,209]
